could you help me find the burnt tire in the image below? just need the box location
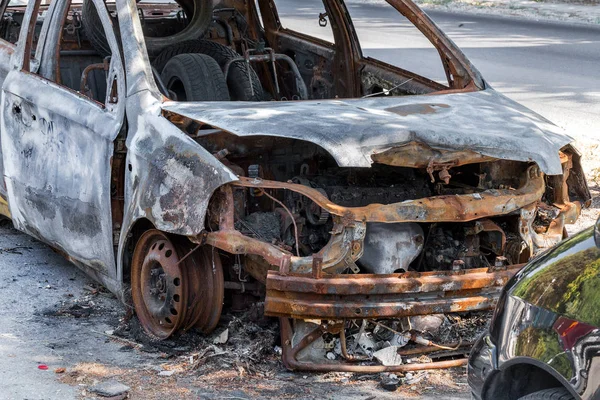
[518,388,574,400]
[82,0,119,58]
[161,53,230,102]
[153,39,264,101]
[83,0,212,56]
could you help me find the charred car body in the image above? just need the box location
[0,0,591,371]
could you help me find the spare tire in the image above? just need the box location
[153,40,264,101]
[82,0,214,56]
[161,53,230,102]
[82,0,119,58]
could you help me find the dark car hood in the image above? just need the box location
[162,88,572,175]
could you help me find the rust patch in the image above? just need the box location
[264,265,521,319]
[232,165,545,224]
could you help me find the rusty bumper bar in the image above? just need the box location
[265,265,522,319]
[274,266,521,372]
[233,165,544,223]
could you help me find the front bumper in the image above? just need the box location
[266,266,518,373]
[468,332,498,400]
[264,265,522,319]
[193,167,548,372]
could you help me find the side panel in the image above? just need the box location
[116,94,237,291]
[124,108,238,236]
[508,229,600,328]
[1,72,119,278]
[492,229,600,400]
[493,296,598,400]
[0,40,14,200]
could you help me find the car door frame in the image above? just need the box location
[0,0,126,292]
[0,0,17,210]
[339,0,484,92]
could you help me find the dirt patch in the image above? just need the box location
[37,282,119,320]
[59,358,469,400]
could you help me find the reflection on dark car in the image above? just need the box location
[468,218,600,400]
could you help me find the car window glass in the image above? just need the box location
[271,0,334,44]
[344,0,448,85]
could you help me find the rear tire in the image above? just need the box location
[161,53,230,102]
[518,388,574,400]
[153,39,264,101]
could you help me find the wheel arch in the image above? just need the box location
[115,107,238,303]
[119,217,156,287]
[483,358,577,400]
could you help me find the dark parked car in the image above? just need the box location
[468,217,600,400]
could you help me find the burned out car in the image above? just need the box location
[0,0,591,372]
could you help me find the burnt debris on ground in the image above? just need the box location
[38,282,117,319]
[112,304,281,375]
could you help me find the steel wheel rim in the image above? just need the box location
[132,230,188,339]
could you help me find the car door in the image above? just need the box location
[0,0,125,279]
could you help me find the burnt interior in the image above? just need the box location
[1,0,459,104]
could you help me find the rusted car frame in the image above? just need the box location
[0,0,591,371]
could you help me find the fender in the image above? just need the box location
[116,91,237,293]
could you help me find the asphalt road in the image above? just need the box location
[278,0,600,147]
[424,9,600,145]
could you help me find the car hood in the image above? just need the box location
[162,88,572,175]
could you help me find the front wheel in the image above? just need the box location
[130,230,223,340]
[518,388,574,400]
